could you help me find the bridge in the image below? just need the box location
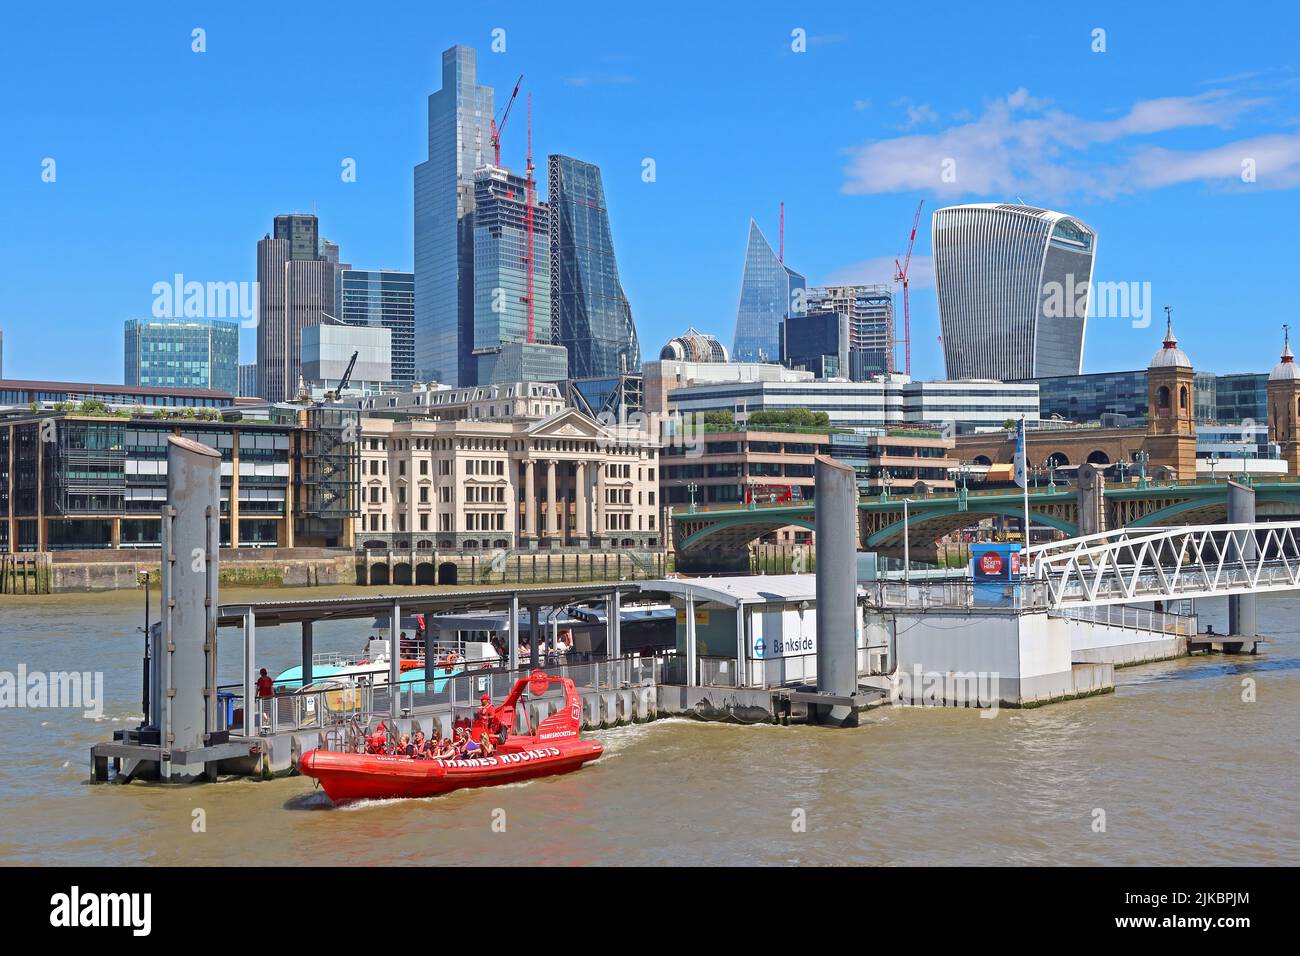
[1026,520,1300,607]
[671,476,1300,563]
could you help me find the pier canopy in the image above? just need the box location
[217,582,642,629]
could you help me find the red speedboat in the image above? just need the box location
[299,670,602,802]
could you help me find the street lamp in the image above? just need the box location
[1042,456,1058,492]
[1208,452,1220,482]
[881,468,893,501]
[1136,449,1150,488]
[687,481,698,513]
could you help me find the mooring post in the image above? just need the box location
[389,599,402,717]
[1226,481,1257,642]
[508,595,520,671]
[815,455,859,727]
[301,621,314,688]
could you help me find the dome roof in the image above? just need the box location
[1270,329,1300,381]
[1150,316,1192,369]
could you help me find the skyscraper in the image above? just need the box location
[732,218,805,364]
[806,285,895,378]
[341,269,416,383]
[124,318,239,394]
[932,203,1097,381]
[472,165,557,383]
[548,154,641,379]
[414,45,493,386]
[256,213,338,402]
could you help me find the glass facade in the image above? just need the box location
[341,269,416,383]
[257,214,338,402]
[933,203,1095,380]
[732,218,805,364]
[1215,372,1267,425]
[415,46,493,387]
[780,310,849,379]
[472,166,552,384]
[1027,368,1243,425]
[124,319,238,394]
[547,154,641,379]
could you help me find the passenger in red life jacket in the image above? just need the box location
[411,730,428,758]
[365,722,388,754]
[255,668,274,699]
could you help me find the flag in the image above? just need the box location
[1013,417,1027,489]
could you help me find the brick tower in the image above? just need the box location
[1145,311,1197,479]
[1267,325,1300,475]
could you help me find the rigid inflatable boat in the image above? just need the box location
[299,670,602,802]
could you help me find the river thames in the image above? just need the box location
[1,586,1296,866]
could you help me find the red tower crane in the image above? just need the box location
[523,93,536,344]
[489,74,524,167]
[894,200,924,377]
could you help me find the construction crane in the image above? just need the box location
[894,200,924,377]
[489,74,524,167]
[336,350,359,394]
[522,93,536,343]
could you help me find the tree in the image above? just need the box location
[747,407,831,429]
[700,410,734,426]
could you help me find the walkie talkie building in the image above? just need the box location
[932,203,1096,381]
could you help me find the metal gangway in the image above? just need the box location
[1026,521,1300,608]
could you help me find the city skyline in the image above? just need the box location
[4,3,1300,386]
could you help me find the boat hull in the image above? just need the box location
[300,740,603,802]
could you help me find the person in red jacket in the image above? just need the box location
[255,668,274,699]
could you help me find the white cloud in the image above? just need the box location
[841,88,1291,199]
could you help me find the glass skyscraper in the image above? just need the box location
[472,165,553,382]
[341,269,416,383]
[414,45,493,387]
[124,318,238,394]
[932,203,1096,381]
[732,218,805,364]
[547,154,641,379]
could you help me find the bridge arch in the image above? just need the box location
[677,516,817,552]
[866,505,1079,548]
[1086,449,1110,465]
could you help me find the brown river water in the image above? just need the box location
[0,585,1297,866]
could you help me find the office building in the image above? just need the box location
[806,285,895,377]
[414,45,493,386]
[340,269,416,384]
[476,341,569,385]
[472,165,553,382]
[666,378,1040,434]
[123,318,238,395]
[642,359,812,420]
[932,203,1096,380]
[0,378,233,410]
[301,322,392,390]
[354,402,661,552]
[781,310,849,379]
[256,213,339,402]
[732,218,805,364]
[548,154,641,379]
[0,411,293,553]
[238,363,259,399]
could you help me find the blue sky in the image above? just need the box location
[3,0,1299,384]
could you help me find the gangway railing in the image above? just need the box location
[223,652,661,737]
[1026,520,1300,608]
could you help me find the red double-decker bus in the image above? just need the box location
[745,483,803,505]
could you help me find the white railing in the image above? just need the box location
[1027,521,1300,607]
[1051,604,1198,637]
